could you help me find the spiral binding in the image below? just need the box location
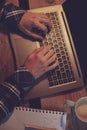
[15,106,64,115]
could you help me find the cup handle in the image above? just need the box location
[64,100,75,108]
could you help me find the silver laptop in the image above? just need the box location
[9,5,84,99]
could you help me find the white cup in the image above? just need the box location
[75,97,87,122]
[65,97,87,122]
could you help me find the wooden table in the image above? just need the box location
[41,86,87,111]
[40,86,87,130]
[18,84,87,130]
[28,86,87,111]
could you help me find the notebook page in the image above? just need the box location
[0,107,67,130]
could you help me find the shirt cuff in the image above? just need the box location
[0,3,26,29]
[5,67,36,98]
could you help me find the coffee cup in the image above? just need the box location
[65,97,87,122]
[75,97,87,122]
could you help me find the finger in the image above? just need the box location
[46,60,59,72]
[38,45,52,56]
[45,53,58,66]
[37,13,50,19]
[33,20,49,35]
[20,27,44,41]
[40,18,52,32]
[34,46,44,53]
[44,49,55,60]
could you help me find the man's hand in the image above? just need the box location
[24,46,58,79]
[19,12,52,41]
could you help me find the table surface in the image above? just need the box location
[22,86,87,130]
[41,86,87,111]
[40,86,87,130]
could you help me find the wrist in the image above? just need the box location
[0,3,26,29]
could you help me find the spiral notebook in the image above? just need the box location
[0,107,67,130]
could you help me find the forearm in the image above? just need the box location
[0,67,35,124]
[0,2,26,29]
[5,67,36,98]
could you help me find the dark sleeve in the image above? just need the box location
[0,67,35,124]
[0,0,5,10]
[0,3,26,29]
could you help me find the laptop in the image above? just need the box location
[9,4,84,99]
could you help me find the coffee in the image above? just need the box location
[76,104,87,121]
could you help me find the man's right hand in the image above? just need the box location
[24,46,58,79]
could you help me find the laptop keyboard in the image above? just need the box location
[40,12,75,87]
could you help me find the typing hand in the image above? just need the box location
[19,12,52,41]
[24,46,58,79]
